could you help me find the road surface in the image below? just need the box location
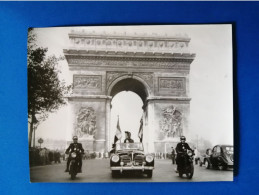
[30,159,233,182]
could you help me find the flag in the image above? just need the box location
[114,116,122,143]
[138,117,143,142]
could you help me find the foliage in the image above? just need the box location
[28,28,70,147]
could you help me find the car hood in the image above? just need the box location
[117,150,145,156]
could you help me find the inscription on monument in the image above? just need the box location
[159,77,185,92]
[73,75,102,90]
[160,106,183,138]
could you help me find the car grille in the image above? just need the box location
[120,155,131,164]
[134,155,144,165]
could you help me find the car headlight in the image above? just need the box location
[111,155,120,163]
[145,155,154,163]
[71,152,77,158]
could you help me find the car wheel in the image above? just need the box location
[112,170,120,178]
[218,165,227,171]
[146,170,153,178]
[205,160,210,169]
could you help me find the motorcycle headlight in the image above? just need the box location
[71,152,77,158]
[111,155,120,163]
[145,155,154,163]
[187,151,193,156]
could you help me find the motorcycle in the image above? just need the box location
[176,150,194,179]
[67,148,83,180]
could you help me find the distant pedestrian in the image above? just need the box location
[171,147,176,164]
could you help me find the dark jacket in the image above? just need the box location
[124,138,134,143]
[66,143,84,154]
[176,142,192,154]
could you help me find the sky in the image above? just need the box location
[32,25,233,146]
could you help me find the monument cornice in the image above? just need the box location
[67,31,193,54]
[67,95,112,100]
[69,32,191,42]
[64,49,195,60]
[146,96,191,102]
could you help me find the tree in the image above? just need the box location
[28,28,70,148]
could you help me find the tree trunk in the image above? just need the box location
[29,116,34,148]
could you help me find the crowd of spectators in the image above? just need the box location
[29,147,63,167]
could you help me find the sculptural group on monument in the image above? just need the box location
[160,106,183,138]
[75,107,97,138]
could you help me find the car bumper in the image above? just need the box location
[111,166,154,172]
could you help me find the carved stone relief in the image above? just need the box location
[75,107,97,139]
[134,72,154,88]
[73,75,102,90]
[106,71,127,88]
[159,77,185,91]
[67,57,191,71]
[160,106,183,138]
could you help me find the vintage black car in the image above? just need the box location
[110,143,154,178]
[201,145,233,170]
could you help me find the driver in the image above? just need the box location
[65,136,84,173]
[176,136,193,171]
[124,131,134,143]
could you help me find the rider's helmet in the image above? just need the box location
[180,136,186,141]
[73,136,78,140]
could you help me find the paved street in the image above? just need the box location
[30,159,233,182]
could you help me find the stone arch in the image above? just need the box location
[107,74,152,103]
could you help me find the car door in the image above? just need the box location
[211,146,218,165]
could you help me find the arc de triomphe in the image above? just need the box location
[64,30,195,153]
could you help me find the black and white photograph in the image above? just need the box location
[28,25,233,182]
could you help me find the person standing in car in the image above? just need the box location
[124,131,134,143]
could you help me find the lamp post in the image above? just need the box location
[38,138,44,148]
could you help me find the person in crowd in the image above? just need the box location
[171,147,176,164]
[124,131,134,143]
[65,136,84,173]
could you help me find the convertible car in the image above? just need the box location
[110,142,154,178]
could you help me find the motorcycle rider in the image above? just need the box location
[176,136,193,172]
[65,136,84,173]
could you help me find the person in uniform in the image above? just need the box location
[124,131,134,143]
[176,136,193,171]
[171,147,176,164]
[65,136,84,173]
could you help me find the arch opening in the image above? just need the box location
[109,78,149,103]
[110,91,143,144]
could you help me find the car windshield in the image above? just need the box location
[222,146,233,154]
[116,143,144,151]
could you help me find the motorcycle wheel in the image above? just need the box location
[186,164,194,179]
[205,160,210,169]
[70,163,76,180]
